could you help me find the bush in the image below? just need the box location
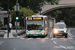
[1,26,7,30]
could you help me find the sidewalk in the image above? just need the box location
[3,30,23,38]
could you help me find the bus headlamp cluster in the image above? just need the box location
[27,33,29,35]
[42,33,44,35]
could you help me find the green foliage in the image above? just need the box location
[50,10,62,18]
[10,10,16,17]
[10,7,35,27]
[19,7,35,18]
[0,0,60,13]
[45,0,59,5]
[10,7,35,18]
[50,8,75,27]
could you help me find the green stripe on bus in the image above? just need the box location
[26,34,45,36]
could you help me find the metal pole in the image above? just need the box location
[16,20,17,32]
[39,3,41,15]
[24,19,25,29]
[16,0,18,32]
[7,0,9,37]
[17,0,18,3]
[29,0,30,7]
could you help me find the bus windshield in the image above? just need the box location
[27,20,44,30]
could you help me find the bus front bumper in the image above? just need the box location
[26,34,45,36]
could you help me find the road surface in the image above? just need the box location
[0,28,75,50]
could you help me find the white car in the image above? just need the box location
[52,22,68,38]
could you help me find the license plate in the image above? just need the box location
[34,34,37,36]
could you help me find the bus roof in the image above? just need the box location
[31,15,47,17]
[26,15,47,19]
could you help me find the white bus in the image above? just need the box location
[26,15,48,36]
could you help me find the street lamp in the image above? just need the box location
[16,0,20,32]
[7,0,9,37]
[29,0,30,7]
[39,3,42,15]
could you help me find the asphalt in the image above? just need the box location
[0,28,74,50]
[70,30,75,36]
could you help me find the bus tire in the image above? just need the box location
[42,36,46,38]
[45,34,48,36]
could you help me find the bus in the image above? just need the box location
[26,15,48,36]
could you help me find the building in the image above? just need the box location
[0,11,8,26]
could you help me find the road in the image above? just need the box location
[0,28,75,50]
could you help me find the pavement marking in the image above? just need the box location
[68,29,74,37]
[44,38,49,39]
[51,38,57,40]
[19,37,73,40]
[68,37,73,39]
[60,38,73,40]
[36,38,41,39]
[60,38,65,39]
[50,32,52,38]
[5,37,19,39]
[51,38,73,40]
[20,38,25,39]
[68,31,73,37]
[29,38,33,39]
[53,41,57,44]
[59,45,74,49]
[0,41,4,45]
[27,38,49,39]
[19,38,49,40]
[59,45,66,49]
[51,38,53,40]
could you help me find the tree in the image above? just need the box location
[50,8,75,27]
[10,7,35,27]
[19,7,35,18]
[0,0,60,13]
[10,7,35,18]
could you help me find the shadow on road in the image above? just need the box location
[24,36,46,38]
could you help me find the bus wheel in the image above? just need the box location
[25,36,30,38]
[45,34,47,37]
[41,36,46,38]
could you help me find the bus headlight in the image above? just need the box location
[27,33,29,35]
[64,30,67,33]
[42,33,44,35]
[53,29,58,34]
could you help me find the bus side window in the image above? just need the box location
[45,21,47,27]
